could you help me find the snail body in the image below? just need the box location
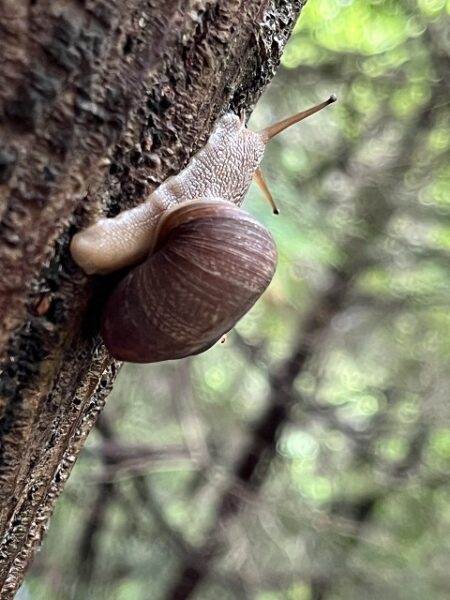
[70,96,336,363]
[70,113,266,275]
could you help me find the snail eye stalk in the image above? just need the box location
[253,168,279,215]
[260,94,337,142]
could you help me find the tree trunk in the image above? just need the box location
[0,0,305,596]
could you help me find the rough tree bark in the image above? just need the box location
[0,0,306,596]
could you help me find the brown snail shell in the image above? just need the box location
[101,200,277,363]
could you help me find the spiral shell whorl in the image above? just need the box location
[101,201,277,363]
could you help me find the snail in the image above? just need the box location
[70,95,336,363]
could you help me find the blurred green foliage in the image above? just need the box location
[26,0,450,598]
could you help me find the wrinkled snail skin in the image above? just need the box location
[100,201,277,363]
[70,114,266,275]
